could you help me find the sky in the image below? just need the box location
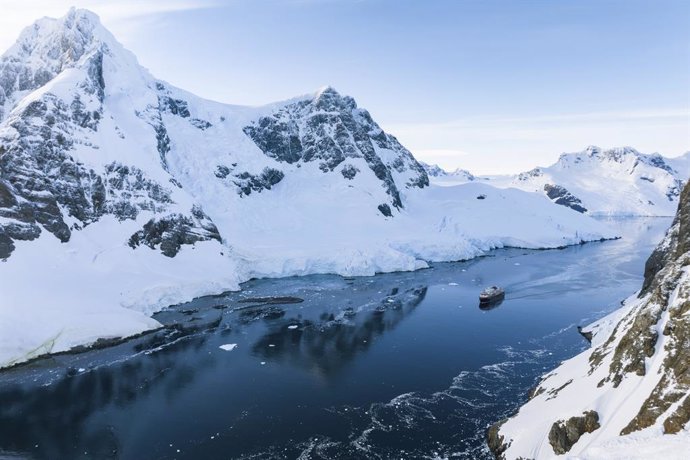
[0,0,688,174]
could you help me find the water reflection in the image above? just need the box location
[478,298,504,311]
[0,278,429,459]
[251,286,427,376]
[0,330,216,459]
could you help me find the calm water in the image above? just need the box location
[0,218,671,459]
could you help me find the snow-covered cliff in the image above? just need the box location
[490,181,690,459]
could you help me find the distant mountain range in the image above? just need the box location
[425,146,690,216]
[420,161,477,182]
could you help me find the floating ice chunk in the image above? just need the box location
[448,282,458,286]
[514,262,521,266]
[219,343,238,351]
[287,325,298,329]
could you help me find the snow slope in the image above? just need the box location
[498,146,690,216]
[491,182,690,459]
[427,147,690,216]
[0,9,615,368]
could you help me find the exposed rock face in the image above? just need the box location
[548,411,600,454]
[377,203,393,217]
[341,163,359,180]
[587,256,690,439]
[128,206,221,257]
[231,168,285,197]
[486,420,510,460]
[517,167,543,181]
[0,91,101,258]
[0,69,215,260]
[543,184,587,214]
[593,183,690,401]
[243,87,429,210]
[155,82,213,133]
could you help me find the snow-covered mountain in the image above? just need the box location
[420,161,477,182]
[489,181,690,459]
[426,147,690,216]
[495,146,690,216]
[420,161,481,188]
[0,9,613,368]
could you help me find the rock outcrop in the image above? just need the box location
[547,411,600,454]
[543,184,587,214]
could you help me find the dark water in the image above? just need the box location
[0,218,671,460]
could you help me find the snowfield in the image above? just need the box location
[0,9,616,368]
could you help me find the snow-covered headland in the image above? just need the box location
[489,180,690,459]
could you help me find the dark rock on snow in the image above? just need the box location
[547,411,600,455]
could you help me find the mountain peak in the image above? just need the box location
[7,8,104,60]
[310,85,358,112]
[0,8,139,122]
[313,85,347,103]
[314,85,340,98]
[61,7,102,28]
[604,145,640,156]
[570,145,641,161]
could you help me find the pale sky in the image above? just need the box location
[0,0,688,174]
